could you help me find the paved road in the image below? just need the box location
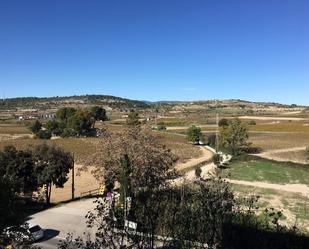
[29,198,97,248]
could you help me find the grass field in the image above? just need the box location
[221,156,309,185]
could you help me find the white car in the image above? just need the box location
[5,223,44,242]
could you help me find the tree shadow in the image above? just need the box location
[37,229,60,242]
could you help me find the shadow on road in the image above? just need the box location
[37,229,60,242]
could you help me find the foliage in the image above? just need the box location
[207,134,217,148]
[43,106,107,138]
[56,107,77,123]
[220,119,249,155]
[67,109,95,136]
[126,111,140,126]
[219,118,229,127]
[0,146,37,194]
[0,147,42,249]
[157,122,167,131]
[195,166,202,178]
[186,125,203,144]
[84,127,176,192]
[89,106,107,121]
[35,129,52,139]
[213,153,223,167]
[45,120,64,136]
[58,179,247,249]
[29,120,42,134]
[248,120,256,125]
[33,144,73,204]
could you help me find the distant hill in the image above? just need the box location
[0,95,149,111]
[0,95,306,113]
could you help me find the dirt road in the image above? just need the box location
[175,146,214,172]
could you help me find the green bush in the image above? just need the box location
[35,130,52,139]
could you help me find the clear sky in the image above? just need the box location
[1,0,308,104]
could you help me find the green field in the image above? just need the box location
[221,156,309,185]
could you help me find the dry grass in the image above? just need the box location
[50,165,101,203]
[154,131,202,163]
[0,124,31,134]
[231,183,309,232]
[249,132,309,151]
[0,137,97,163]
[268,150,309,164]
[249,123,309,133]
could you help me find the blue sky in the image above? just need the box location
[1,0,308,104]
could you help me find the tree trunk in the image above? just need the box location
[45,183,52,205]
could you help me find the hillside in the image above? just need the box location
[0,95,149,111]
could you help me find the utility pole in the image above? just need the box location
[71,153,75,200]
[215,100,219,153]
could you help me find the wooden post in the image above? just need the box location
[72,153,75,200]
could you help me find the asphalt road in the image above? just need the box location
[28,198,97,249]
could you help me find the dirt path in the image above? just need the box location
[175,146,214,172]
[166,125,216,131]
[239,116,308,121]
[226,179,309,197]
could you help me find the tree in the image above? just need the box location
[56,107,77,124]
[220,119,249,155]
[45,120,64,136]
[186,125,203,144]
[213,153,223,167]
[156,122,166,131]
[89,106,107,122]
[67,109,95,136]
[0,146,37,194]
[33,144,73,204]
[248,120,256,126]
[84,127,176,192]
[195,166,202,178]
[58,179,236,249]
[219,118,229,127]
[29,120,42,134]
[207,134,217,148]
[35,129,52,139]
[126,111,140,126]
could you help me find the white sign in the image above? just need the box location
[125,220,137,230]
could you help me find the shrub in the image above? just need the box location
[35,130,52,139]
[248,120,256,125]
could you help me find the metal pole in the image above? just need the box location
[215,100,219,153]
[72,153,75,200]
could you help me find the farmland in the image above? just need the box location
[1,97,309,231]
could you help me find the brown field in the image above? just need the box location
[50,165,101,203]
[257,149,309,164]
[249,122,309,133]
[0,124,202,202]
[0,137,97,163]
[0,124,31,134]
[249,132,309,151]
